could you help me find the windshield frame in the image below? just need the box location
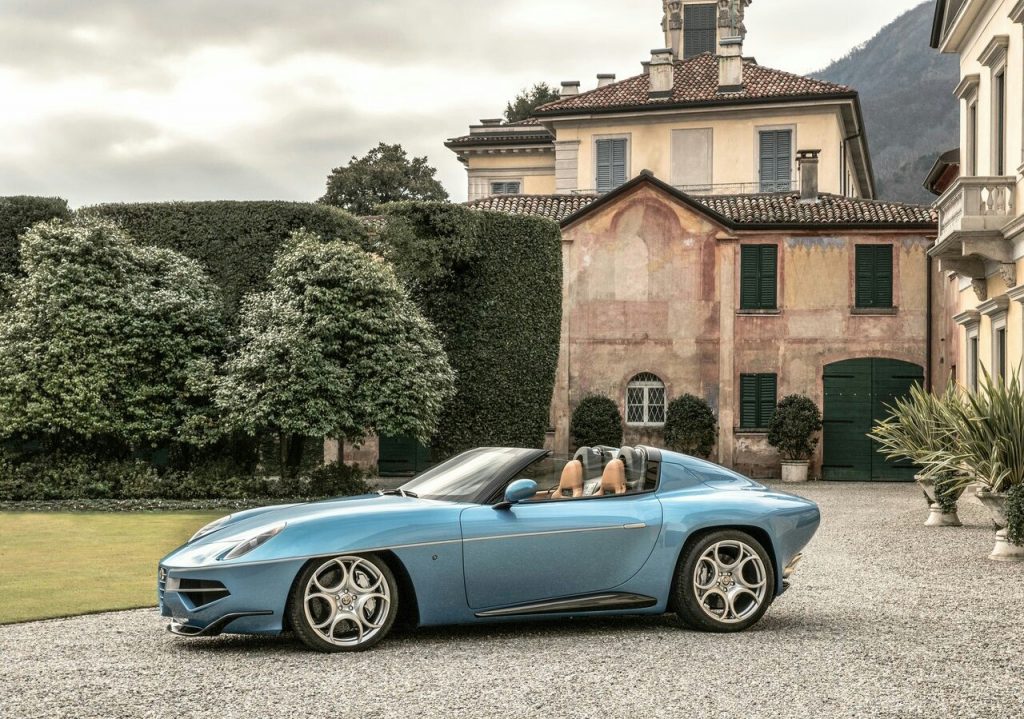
[400,448,549,504]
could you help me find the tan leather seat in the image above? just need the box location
[596,458,627,496]
[551,459,584,499]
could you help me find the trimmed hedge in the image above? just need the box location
[378,202,562,456]
[80,201,368,322]
[0,196,72,276]
[570,395,624,449]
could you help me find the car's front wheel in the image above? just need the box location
[673,530,775,632]
[289,554,398,652]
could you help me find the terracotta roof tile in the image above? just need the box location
[535,54,854,115]
[467,190,936,228]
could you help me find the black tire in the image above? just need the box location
[288,553,399,652]
[672,530,775,633]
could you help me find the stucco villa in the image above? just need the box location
[427,0,940,480]
[927,1,1024,395]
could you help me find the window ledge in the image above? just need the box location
[851,306,898,316]
[737,308,782,316]
[734,428,769,436]
[626,424,665,429]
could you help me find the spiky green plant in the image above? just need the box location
[870,383,961,481]
[933,369,1024,494]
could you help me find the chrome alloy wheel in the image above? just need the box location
[692,540,768,624]
[303,556,392,647]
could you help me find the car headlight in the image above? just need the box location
[220,522,286,561]
[190,514,235,543]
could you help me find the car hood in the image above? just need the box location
[163,493,466,568]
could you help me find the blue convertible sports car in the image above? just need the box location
[159,446,820,652]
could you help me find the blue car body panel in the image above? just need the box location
[159,448,820,636]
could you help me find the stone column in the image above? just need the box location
[717,235,738,467]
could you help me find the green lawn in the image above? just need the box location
[0,512,221,624]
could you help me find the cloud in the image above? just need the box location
[0,0,930,205]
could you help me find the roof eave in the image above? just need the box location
[535,91,860,119]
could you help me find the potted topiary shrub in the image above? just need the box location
[870,383,965,527]
[663,394,718,459]
[767,395,822,483]
[570,395,624,449]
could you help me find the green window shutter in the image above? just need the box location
[855,245,893,308]
[740,375,759,428]
[596,139,626,193]
[759,130,792,192]
[759,374,778,427]
[740,245,777,310]
[740,373,778,428]
[758,246,777,309]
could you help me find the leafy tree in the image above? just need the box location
[570,395,624,449]
[664,394,718,458]
[0,218,224,451]
[216,230,455,476]
[504,83,561,123]
[319,143,448,216]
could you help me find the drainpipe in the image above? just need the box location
[926,253,934,393]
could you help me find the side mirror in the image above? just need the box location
[494,479,538,510]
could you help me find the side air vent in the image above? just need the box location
[176,579,230,608]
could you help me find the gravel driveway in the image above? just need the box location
[2,482,1022,719]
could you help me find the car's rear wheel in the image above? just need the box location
[673,530,775,632]
[289,554,398,652]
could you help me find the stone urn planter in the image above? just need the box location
[916,474,964,527]
[780,460,810,484]
[974,490,1024,562]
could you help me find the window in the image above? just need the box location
[967,101,978,176]
[740,245,778,310]
[626,373,666,426]
[683,3,717,59]
[740,374,777,430]
[596,138,628,193]
[995,324,1007,382]
[759,130,793,193]
[855,245,894,309]
[490,181,521,195]
[994,70,1007,175]
[967,332,979,393]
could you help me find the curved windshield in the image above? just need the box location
[400,448,541,503]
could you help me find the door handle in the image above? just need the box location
[623,523,647,530]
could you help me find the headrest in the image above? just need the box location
[599,458,627,496]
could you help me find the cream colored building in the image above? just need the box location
[930,1,1024,388]
[446,1,875,203]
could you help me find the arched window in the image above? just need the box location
[626,373,666,426]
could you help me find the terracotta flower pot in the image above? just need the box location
[780,460,809,484]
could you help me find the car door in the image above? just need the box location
[459,494,663,610]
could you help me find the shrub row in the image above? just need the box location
[0,453,372,502]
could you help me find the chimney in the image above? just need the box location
[649,48,674,99]
[479,118,503,126]
[597,73,616,88]
[797,150,821,202]
[560,81,580,98]
[718,37,744,93]
[641,60,651,76]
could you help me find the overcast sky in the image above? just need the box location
[0,0,929,206]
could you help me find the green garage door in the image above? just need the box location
[822,358,924,482]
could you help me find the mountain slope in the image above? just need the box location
[813,1,959,204]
